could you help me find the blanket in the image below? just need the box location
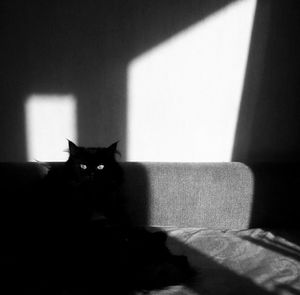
[145,228,300,295]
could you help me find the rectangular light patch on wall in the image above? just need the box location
[25,94,77,162]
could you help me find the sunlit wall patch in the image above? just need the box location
[127,0,257,162]
[25,94,77,162]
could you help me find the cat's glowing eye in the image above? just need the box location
[80,164,87,170]
[97,164,105,170]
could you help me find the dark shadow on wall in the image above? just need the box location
[246,163,300,232]
[232,0,300,163]
[231,0,300,231]
[0,0,236,161]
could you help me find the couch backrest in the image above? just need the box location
[122,162,254,229]
[0,162,254,229]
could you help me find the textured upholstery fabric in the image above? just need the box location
[0,162,254,229]
[121,162,254,229]
[143,227,300,295]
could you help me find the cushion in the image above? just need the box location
[144,227,300,294]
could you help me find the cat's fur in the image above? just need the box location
[30,141,194,294]
[42,140,125,227]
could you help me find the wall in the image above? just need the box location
[1,0,130,160]
[232,0,300,162]
[1,0,299,163]
[0,0,233,161]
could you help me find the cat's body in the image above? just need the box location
[27,141,194,294]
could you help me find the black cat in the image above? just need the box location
[31,141,194,294]
[42,140,125,227]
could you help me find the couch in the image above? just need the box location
[1,162,300,294]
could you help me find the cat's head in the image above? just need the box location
[66,140,122,184]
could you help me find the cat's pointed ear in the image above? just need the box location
[68,140,79,155]
[107,141,121,156]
